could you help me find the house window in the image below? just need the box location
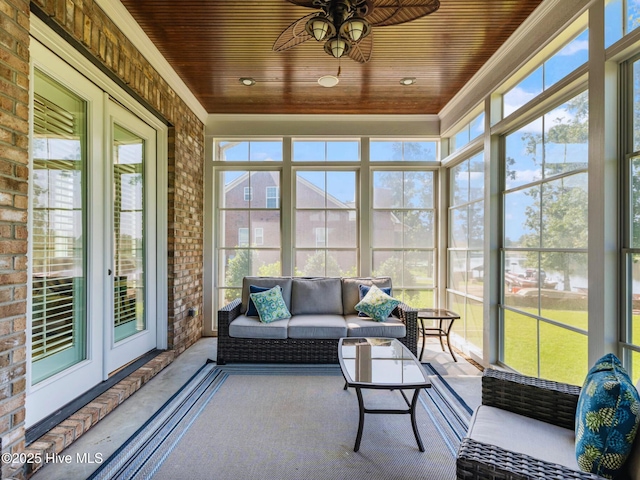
[293,140,359,162]
[254,227,264,246]
[369,140,438,162]
[502,29,588,118]
[605,0,640,47]
[244,187,252,201]
[294,170,357,277]
[622,55,640,383]
[218,171,282,304]
[501,90,589,386]
[447,152,484,351]
[450,113,484,153]
[238,228,249,247]
[266,186,279,208]
[371,170,436,307]
[216,140,283,162]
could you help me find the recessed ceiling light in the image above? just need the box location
[318,75,339,88]
[239,77,256,86]
[400,77,416,86]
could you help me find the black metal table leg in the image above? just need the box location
[419,318,426,361]
[354,387,365,452]
[410,389,425,452]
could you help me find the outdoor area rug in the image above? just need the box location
[89,361,472,480]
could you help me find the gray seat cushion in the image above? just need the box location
[342,277,392,315]
[287,314,347,339]
[228,314,289,339]
[291,277,343,315]
[344,314,406,338]
[241,276,293,314]
[467,405,579,471]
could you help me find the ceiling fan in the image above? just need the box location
[273,0,440,63]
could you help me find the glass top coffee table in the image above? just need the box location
[338,337,431,452]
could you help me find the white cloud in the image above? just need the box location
[557,40,588,56]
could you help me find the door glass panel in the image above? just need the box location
[31,70,87,384]
[113,125,145,342]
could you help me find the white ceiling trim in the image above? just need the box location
[95,0,208,123]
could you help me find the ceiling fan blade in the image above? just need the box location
[273,13,315,52]
[368,0,440,27]
[347,33,373,63]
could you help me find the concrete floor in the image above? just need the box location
[30,337,482,480]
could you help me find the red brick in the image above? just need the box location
[0,207,27,222]
[0,242,26,255]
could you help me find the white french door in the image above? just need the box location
[27,40,162,427]
[105,101,157,373]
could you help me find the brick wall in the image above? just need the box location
[0,0,205,477]
[0,0,30,477]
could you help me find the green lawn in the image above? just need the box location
[499,308,640,386]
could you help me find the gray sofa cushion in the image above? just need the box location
[291,277,343,315]
[342,277,392,315]
[287,314,347,339]
[241,276,292,314]
[344,314,406,338]
[228,314,289,339]
[467,405,579,471]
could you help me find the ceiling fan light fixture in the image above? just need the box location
[400,77,416,86]
[239,77,256,86]
[305,15,335,42]
[340,17,371,43]
[324,36,351,59]
[318,75,339,88]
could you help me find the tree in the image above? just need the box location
[518,92,589,291]
[300,250,341,277]
[224,249,254,302]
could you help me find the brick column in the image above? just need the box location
[0,1,30,479]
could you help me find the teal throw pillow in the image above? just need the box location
[354,284,401,322]
[575,353,640,479]
[249,285,291,324]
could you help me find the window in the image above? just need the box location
[213,138,438,312]
[238,228,249,247]
[293,140,359,162]
[218,171,282,303]
[266,186,279,208]
[216,140,282,162]
[622,55,640,383]
[372,171,436,307]
[503,29,589,117]
[254,228,264,246]
[450,113,485,153]
[370,140,438,161]
[501,90,589,386]
[295,171,357,276]
[243,187,252,201]
[605,0,640,47]
[447,152,484,350]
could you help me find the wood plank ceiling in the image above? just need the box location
[120,0,544,115]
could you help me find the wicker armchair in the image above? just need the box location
[456,369,611,480]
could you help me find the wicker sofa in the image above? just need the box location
[456,368,640,480]
[216,276,418,364]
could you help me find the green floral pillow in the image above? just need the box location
[575,353,640,479]
[354,284,400,322]
[249,285,291,324]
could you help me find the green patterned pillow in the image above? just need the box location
[354,284,401,322]
[575,353,640,479]
[249,285,291,324]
